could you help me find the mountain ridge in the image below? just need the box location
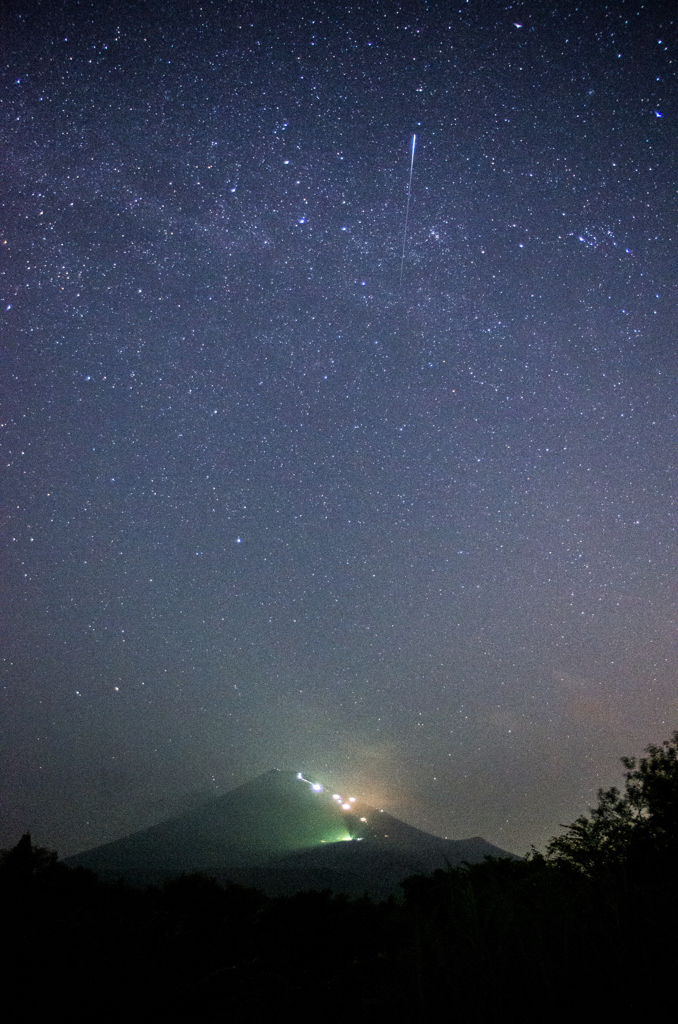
[64,769,518,896]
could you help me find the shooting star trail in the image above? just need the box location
[399,133,417,287]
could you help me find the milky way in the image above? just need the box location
[2,0,675,856]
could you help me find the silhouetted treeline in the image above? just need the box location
[3,732,678,1023]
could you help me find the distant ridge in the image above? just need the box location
[65,770,517,897]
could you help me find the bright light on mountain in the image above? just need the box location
[296,772,323,793]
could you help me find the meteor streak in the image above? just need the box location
[399,133,417,287]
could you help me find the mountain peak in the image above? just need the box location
[65,770,517,896]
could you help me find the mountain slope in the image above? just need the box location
[64,770,517,894]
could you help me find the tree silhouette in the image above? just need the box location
[547,731,678,876]
[0,832,59,882]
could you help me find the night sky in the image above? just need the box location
[2,0,676,858]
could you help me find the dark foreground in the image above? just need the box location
[4,732,678,1022]
[1,832,676,1024]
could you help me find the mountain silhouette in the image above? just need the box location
[65,769,517,896]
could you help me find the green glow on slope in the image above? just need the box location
[321,833,353,843]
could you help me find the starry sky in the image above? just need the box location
[2,0,676,858]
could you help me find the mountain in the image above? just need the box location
[64,769,517,897]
